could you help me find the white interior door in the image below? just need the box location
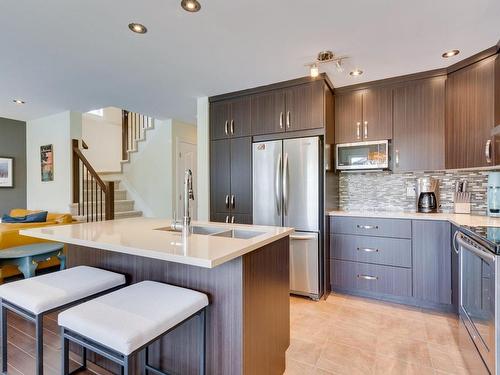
[176,140,197,220]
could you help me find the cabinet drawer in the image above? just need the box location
[330,234,412,268]
[330,217,411,238]
[331,259,412,297]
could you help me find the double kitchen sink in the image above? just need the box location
[156,225,264,239]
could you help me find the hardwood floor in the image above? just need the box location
[3,293,467,375]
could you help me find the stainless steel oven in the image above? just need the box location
[456,230,498,374]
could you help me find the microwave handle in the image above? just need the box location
[456,234,496,263]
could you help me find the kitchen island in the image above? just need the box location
[21,218,294,375]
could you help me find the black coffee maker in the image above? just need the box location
[416,177,438,213]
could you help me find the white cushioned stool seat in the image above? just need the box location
[58,281,209,355]
[0,266,125,314]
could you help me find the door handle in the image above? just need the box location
[275,154,282,216]
[286,111,291,128]
[290,234,317,240]
[224,120,229,136]
[357,247,379,253]
[279,112,283,129]
[230,120,235,135]
[225,195,229,208]
[283,153,289,216]
[485,139,492,163]
[356,122,361,140]
[357,274,378,281]
[364,121,368,138]
[231,194,235,208]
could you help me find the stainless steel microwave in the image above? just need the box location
[336,140,389,171]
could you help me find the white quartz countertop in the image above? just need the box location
[20,218,294,268]
[327,210,500,227]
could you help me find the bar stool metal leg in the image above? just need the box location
[61,328,69,375]
[1,302,7,375]
[199,308,206,375]
[35,315,43,375]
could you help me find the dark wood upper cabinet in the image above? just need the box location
[334,87,392,143]
[210,97,251,140]
[445,55,497,169]
[362,86,393,141]
[393,77,446,172]
[229,97,252,138]
[210,101,231,140]
[334,91,363,143]
[250,90,286,135]
[284,81,325,132]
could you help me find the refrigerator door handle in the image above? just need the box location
[275,153,282,216]
[283,153,289,216]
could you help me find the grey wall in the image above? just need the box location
[333,169,500,215]
[0,117,26,215]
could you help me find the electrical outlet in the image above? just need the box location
[406,186,416,198]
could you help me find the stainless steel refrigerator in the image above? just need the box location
[253,136,320,299]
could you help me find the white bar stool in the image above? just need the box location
[58,281,209,375]
[0,266,125,375]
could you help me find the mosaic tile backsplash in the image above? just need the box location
[336,169,500,215]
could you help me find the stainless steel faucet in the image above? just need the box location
[182,169,195,236]
[170,169,195,236]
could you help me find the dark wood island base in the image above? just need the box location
[66,236,290,375]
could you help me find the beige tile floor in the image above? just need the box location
[286,293,473,375]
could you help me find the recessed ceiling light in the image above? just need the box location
[349,69,363,76]
[442,49,460,58]
[13,99,25,104]
[128,23,147,34]
[181,0,201,12]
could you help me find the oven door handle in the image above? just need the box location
[457,234,496,263]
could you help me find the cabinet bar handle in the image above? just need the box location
[286,111,291,128]
[279,112,283,129]
[485,139,492,163]
[395,150,400,167]
[357,247,379,253]
[225,215,229,223]
[224,121,229,135]
[230,120,234,135]
[231,194,235,208]
[225,195,229,208]
[357,274,378,281]
[231,216,235,223]
[364,121,368,138]
[356,225,379,230]
[356,122,361,140]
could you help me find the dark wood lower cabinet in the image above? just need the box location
[330,216,455,311]
[412,220,452,305]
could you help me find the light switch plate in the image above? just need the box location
[406,186,416,197]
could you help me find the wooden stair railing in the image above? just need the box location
[72,139,114,221]
[122,110,153,161]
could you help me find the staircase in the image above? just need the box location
[71,110,153,222]
[70,175,142,222]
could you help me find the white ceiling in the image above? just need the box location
[0,0,499,123]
